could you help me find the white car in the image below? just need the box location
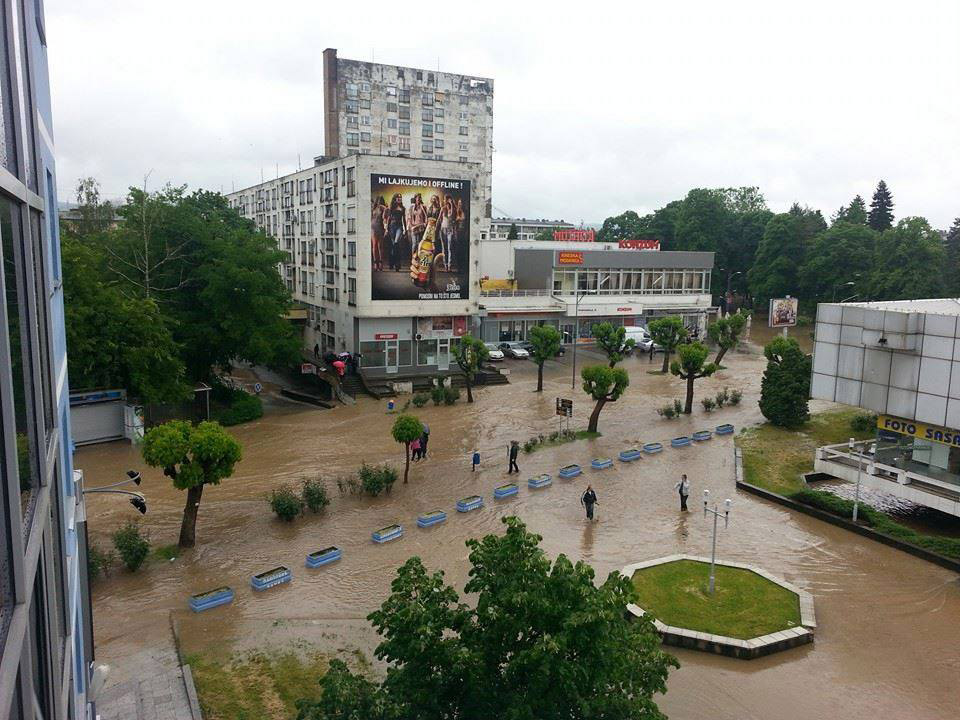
[624,326,655,353]
[484,343,505,361]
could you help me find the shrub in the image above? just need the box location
[672,399,683,415]
[443,385,460,405]
[112,521,150,572]
[729,389,743,405]
[87,543,114,580]
[549,431,559,441]
[701,397,716,412]
[715,387,730,407]
[523,441,534,453]
[336,476,361,496]
[657,405,677,420]
[269,485,303,521]
[431,384,446,406]
[214,389,263,426]
[850,412,878,433]
[412,393,430,408]
[301,477,330,513]
[358,463,396,497]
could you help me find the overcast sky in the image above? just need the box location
[48,0,959,228]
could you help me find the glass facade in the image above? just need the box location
[552,268,711,295]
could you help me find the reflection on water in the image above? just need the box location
[80,346,960,720]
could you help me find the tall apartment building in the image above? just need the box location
[1,0,95,717]
[322,48,493,229]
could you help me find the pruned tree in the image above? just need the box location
[706,311,746,366]
[453,334,489,403]
[391,414,424,484]
[670,342,717,414]
[141,421,242,548]
[648,316,688,373]
[528,324,562,392]
[592,321,635,367]
[581,365,629,433]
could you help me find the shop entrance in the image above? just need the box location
[385,339,399,374]
[437,339,450,370]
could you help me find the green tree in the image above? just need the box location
[868,180,894,232]
[833,195,868,226]
[670,342,717,414]
[867,217,946,300]
[141,420,242,548]
[720,186,768,214]
[944,218,960,296]
[70,177,116,236]
[506,222,518,240]
[592,321,635,367]
[722,209,773,297]
[453,334,489,403]
[748,213,803,305]
[707,311,747,366]
[581,365,629,433]
[533,227,555,242]
[296,517,676,720]
[788,203,828,247]
[528,324,562,392]
[648,316,688,373]
[596,210,643,243]
[759,337,811,428]
[798,223,876,302]
[391,414,424,485]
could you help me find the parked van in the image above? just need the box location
[624,326,654,352]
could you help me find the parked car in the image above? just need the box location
[518,341,565,357]
[624,326,654,353]
[484,343,505,361]
[498,341,530,359]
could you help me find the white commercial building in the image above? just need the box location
[489,217,575,241]
[811,299,960,517]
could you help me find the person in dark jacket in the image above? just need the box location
[507,441,520,474]
[420,423,430,458]
[581,485,598,521]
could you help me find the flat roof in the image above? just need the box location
[828,298,960,316]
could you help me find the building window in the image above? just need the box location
[346,116,358,129]
[399,121,410,136]
[422,140,434,153]
[459,156,468,163]
[345,99,359,114]
[348,277,356,305]
[386,85,397,96]
[399,137,410,152]
[346,132,359,146]
[387,118,397,129]
[459,126,468,136]
[460,95,469,104]
[399,106,410,120]
[386,102,397,113]
[360,132,371,143]
[435,139,444,149]
[459,142,468,151]
[422,108,433,122]
[435,123,444,134]
[422,123,433,138]
[346,83,358,98]
[399,89,410,104]
[360,341,385,367]
[346,168,355,197]
[360,116,371,126]
[435,107,444,119]
[422,92,434,106]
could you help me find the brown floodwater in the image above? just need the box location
[79,346,960,720]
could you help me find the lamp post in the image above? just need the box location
[703,490,731,594]
[849,437,863,523]
[82,470,148,514]
[832,281,855,302]
[840,293,860,304]
[570,274,609,390]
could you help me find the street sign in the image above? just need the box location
[556,398,573,417]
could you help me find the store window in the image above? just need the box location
[398,340,412,367]
[359,341,385,367]
[417,339,437,365]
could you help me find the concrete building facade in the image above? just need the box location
[811,299,960,517]
[1,0,95,717]
[489,217,574,241]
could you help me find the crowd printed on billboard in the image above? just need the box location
[768,297,798,328]
[370,175,470,301]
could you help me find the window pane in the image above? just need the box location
[30,209,52,432]
[359,341,385,367]
[0,4,16,172]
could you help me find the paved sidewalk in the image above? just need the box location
[95,643,196,720]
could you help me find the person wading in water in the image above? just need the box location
[581,485,598,521]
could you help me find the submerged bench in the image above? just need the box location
[528,474,552,489]
[372,524,404,543]
[619,448,643,462]
[671,436,692,447]
[251,566,292,591]
[559,464,582,479]
[305,546,341,568]
[457,495,484,512]
[715,423,735,435]
[643,442,664,454]
[693,430,713,442]
[591,457,613,470]
[417,510,447,528]
[189,586,234,612]
[494,483,519,499]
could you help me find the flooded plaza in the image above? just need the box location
[78,345,960,720]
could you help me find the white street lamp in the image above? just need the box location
[703,490,731,594]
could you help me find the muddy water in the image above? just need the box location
[79,348,960,720]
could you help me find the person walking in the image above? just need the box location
[421,423,430,458]
[472,450,480,472]
[507,441,520,474]
[581,485,598,521]
[674,474,691,511]
[314,343,320,359]
[410,436,422,462]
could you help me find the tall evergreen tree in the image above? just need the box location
[868,180,894,231]
[847,195,868,225]
[942,218,960,296]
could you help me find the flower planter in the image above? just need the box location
[189,586,234,613]
[251,566,292,591]
[372,524,404,543]
[715,423,735,435]
[671,436,692,448]
[528,474,553,489]
[619,448,643,462]
[494,483,519,499]
[643,442,664,454]
[558,464,582,479]
[591,457,613,470]
[306,546,342,568]
[457,495,484,512]
[692,430,713,442]
[417,510,447,528]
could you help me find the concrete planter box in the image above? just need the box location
[372,524,404,543]
[457,495,484,512]
[715,423,735,435]
[251,566,292,591]
[306,546,341,568]
[559,464,582,479]
[692,430,713,442]
[619,448,643,462]
[671,436,692,448]
[417,510,447,528]
[494,483,519,499]
[528,474,552,489]
[189,587,234,613]
[591,458,613,470]
[643,442,663,454]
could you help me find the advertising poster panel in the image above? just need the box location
[768,297,799,327]
[370,174,470,301]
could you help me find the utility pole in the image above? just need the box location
[703,490,731,594]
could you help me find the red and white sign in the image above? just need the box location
[619,238,660,250]
[616,307,633,313]
[553,229,595,243]
[374,332,398,340]
[557,251,584,265]
[300,363,316,375]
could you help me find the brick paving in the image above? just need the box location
[95,643,197,720]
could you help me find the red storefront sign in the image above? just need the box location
[618,238,660,250]
[374,333,398,340]
[557,251,584,265]
[553,229,595,242]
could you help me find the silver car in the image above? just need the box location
[498,341,530,359]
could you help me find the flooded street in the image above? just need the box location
[78,345,960,720]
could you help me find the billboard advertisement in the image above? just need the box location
[769,297,799,327]
[370,174,470,301]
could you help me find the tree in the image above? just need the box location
[648,316,688,373]
[506,222,518,240]
[533,227,555,242]
[833,195,867,226]
[70,177,115,236]
[391,414,423,485]
[296,517,677,720]
[596,210,643,243]
[759,337,811,428]
[944,218,960,296]
[798,223,876,303]
[748,213,803,305]
[707,311,746,366]
[592,321,635,367]
[581,365,629,433]
[452,334,489,403]
[670,342,717,414]
[868,180,894,232]
[720,186,768,214]
[867,217,946,301]
[141,421,242,548]
[528,324,562,392]
[788,203,828,247]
